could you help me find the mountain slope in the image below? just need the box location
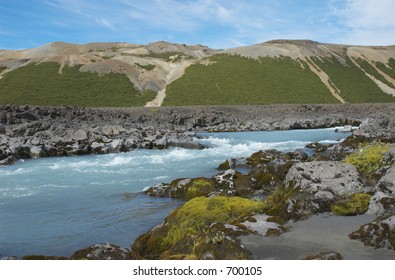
[0,40,394,107]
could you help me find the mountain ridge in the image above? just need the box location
[0,40,394,107]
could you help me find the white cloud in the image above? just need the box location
[96,18,116,31]
[330,0,395,45]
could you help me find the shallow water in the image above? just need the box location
[240,214,395,260]
[0,128,349,258]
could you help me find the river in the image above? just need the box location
[0,128,349,258]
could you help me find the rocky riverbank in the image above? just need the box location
[1,103,395,260]
[1,103,394,167]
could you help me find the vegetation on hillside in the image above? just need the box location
[354,58,393,88]
[0,62,156,107]
[312,57,395,103]
[164,54,338,106]
[375,58,395,81]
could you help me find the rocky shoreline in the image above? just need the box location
[1,103,395,260]
[1,103,394,167]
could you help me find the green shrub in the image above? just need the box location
[0,62,156,107]
[344,142,390,174]
[164,54,338,106]
[312,57,395,103]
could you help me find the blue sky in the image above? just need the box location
[1,0,395,50]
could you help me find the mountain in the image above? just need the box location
[0,40,394,107]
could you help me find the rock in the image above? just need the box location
[73,128,88,141]
[71,243,138,260]
[248,150,295,193]
[335,125,353,133]
[367,163,395,216]
[285,161,366,214]
[289,149,308,161]
[1,256,19,260]
[303,251,343,260]
[0,125,5,134]
[349,215,395,250]
[353,115,395,142]
[29,146,44,158]
[376,164,395,195]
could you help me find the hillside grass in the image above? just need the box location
[355,58,393,88]
[0,62,156,107]
[312,57,395,103]
[164,54,338,106]
[375,58,395,81]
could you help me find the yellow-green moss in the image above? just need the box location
[185,178,215,199]
[331,193,371,216]
[162,196,264,248]
[344,142,390,174]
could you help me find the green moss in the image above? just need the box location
[331,193,371,216]
[344,142,390,174]
[162,196,264,249]
[185,178,215,199]
[0,62,155,107]
[164,54,338,106]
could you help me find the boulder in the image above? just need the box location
[284,161,366,214]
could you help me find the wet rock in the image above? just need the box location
[0,125,5,134]
[349,215,395,250]
[71,243,138,260]
[303,251,343,260]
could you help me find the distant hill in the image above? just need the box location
[0,40,394,107]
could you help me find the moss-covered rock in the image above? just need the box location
[344,142,391,179]
[145,177,214,199]
[331,193,371,216]
[185,178,215,199]
[349,215,395,250]
[131,196,264,259]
